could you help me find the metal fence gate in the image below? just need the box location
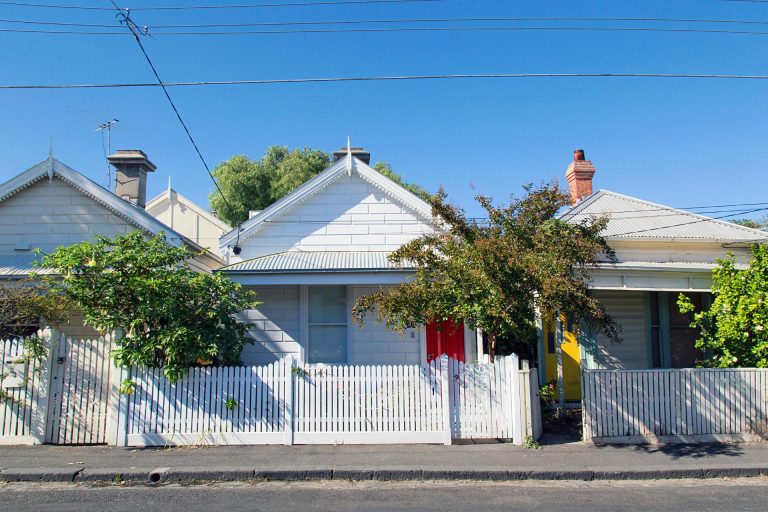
[44,335,112,445]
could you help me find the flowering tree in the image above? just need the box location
[679,243,768,368]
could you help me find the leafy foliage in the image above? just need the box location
[678,243,768,368]
[353,183,618,360]
[372,162,432,202]
[209,146,431,225]
[0,280,70,339]
[0,281,71,404]
[732,218,767,231]
[38,231,258,381]
[209,146,331,225]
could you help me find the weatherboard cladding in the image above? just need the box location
[220,251,411,273]
[561,190,768,241]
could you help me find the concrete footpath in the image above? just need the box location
[1,437,767,484]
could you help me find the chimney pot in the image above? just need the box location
[332,146,371,165]
[565,149,596,205]
[108,149,156,208]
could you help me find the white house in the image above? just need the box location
[540,150,768,400]
[218,147,479,366]
[0,149,222,338]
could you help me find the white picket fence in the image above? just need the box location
[582,368,768,444]
[120,354,535,446]
[0,332,115,446]
[0,337,42,445]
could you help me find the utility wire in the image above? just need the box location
[11,16,768,29]
[14,25,768,36]
[0,0,449,11]
[8,72,768,89]
[107,1,240,243]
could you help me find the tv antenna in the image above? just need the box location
[96,118,119,188]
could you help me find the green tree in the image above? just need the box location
[679,243,768,368]
[0,280,69,340]
[372,162,432,202]
[353,183,618,361]
[209,146,331,225]
[732,218,767,231]
[38,231,258,381]
[209,147,431,225]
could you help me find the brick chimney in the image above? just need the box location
[108,150,156,208]
[565,149,596,205]
[332,146,371,165]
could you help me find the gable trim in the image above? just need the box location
[0,157,185,247]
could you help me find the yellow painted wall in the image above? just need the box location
[543,314,582,401]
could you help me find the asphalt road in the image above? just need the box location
[1,479,767,512]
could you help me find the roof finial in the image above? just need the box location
[168,175,172,194]
[346,135,353,175]
[47,138,54,182]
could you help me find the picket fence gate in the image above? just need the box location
[119,354,532,446]
[582,368,768,444]
[0,331,114,446]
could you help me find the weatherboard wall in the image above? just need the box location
[238,284,425,365]
[233,173,433,261]
[0,177,135,256]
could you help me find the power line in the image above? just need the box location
[107,2,240,244]
[8,72,768,90]
[10,15,768,29]
[13,25,768,36]
[0,0,449,11]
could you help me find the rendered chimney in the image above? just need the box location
[108,149,157,208]
[332,146,371,165]
[565,149,596,205]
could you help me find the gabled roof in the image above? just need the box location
[0,156,187,246]
[219,154,434,248]
[146,187,231,232]
[220,251,413,273]
[560,190,768,242]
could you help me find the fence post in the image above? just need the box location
[106,328,130,446]
[440,354,452,445]
[30,327,56,444]
[283,355,295,446]
[510,353,523,445]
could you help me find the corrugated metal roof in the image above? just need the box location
[220,251,413,273]
[560,190,768,241]
[0,255,55,277]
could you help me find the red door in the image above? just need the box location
[426,319,465,362]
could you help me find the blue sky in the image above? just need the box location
[2,0,768,219]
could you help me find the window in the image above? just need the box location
[307,286,348,364]
[647,291,707,369]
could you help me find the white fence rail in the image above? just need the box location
[583,368,768,444]
[122,354,533,446]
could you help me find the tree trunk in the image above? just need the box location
[487,331,496,363]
